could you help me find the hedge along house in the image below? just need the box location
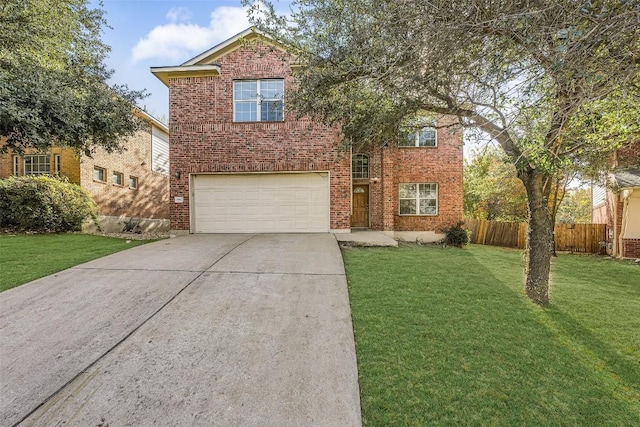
[0,110,170,232]
[152,28,463,239]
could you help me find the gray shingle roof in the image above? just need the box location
[614,168,640,189]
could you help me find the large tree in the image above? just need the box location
[246,0,640,304]
[0,0,146,155]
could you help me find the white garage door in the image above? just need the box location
[192,173,330,233]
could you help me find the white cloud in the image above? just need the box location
[166,7,191,23]
[131,6,251,64]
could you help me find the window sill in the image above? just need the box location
[397,145,438,149]
[398,214,439,217]
[232,120,285,124]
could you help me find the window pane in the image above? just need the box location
[400,199,417,215]
[260,80,283,99]
[129,176,138,188]
[398,128,415,147]
[235,102,257,121]
[418,127,436,146]
[261,100,283,121]
[419,199,437,215]
[352,155,369,179]
[234,81,257,100]
[419,183,436,198]
[399,184,416,198]
[24,155,50,174]
[94,167,104,181]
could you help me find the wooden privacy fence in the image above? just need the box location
[465,218,608,254]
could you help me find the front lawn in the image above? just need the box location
[0,234,153,292]
[343,244,640,426]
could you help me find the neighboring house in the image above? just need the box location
[151,28,463,239]
[592,141,640,258]
[0,110,170,232]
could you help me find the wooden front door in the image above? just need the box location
[351,185,369,227]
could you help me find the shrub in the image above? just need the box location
[0,175,98,232]
[443,221,471,247]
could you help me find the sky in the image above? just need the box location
[91,0,291,122]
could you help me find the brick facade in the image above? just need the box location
[168,43,351,232]
[79,124,169,219]
[357,115,464,234]
[1,121,170,223]
[159,30,463,235]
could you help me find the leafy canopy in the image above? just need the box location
[0,0,147,154]
[246,0,640,304]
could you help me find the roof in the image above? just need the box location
[614,168,640,189]
[150,28,287,87]
[136,109,169,134]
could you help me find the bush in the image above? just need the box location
[443,221,471,247]
[0,175,98,232]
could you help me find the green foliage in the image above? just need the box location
[0,175,97,232]
[464,148,529,222]
[443,221,470,247]
[0,0,147,154]
[555,188,593,224]
[247,0,640,302]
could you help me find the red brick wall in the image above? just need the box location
[79,124,169,219]
[362,116,463,232]
[622,239,640,258]
[168,43,351,231]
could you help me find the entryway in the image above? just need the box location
[351,184,369,228]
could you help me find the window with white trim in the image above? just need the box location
[24,155,50,175]
[12,156,19,175]
[93,166,106,182]
[112,171,124,186]
[352,154,369,179]
[129,176,138,189]
[233,79,284,122]
[399,183,438,215]
[54,154,61,175]
[399,126,437,147]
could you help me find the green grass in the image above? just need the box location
[343,244,640,426]
[0,234,154,292]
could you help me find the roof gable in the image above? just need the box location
[183,28,287,66]
[151,27,290,87]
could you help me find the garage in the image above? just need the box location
[192,173,330,233]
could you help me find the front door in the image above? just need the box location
[351,185,369,228]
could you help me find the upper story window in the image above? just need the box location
[233,79,284,122]
[352,154,369,179]
[24,155,50,175]
[399,126,437,147]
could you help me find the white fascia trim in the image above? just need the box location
[150,64,222,74]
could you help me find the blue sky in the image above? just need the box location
[91,0,291,121]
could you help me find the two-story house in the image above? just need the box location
[151,28,463,240]
[0,110,170,232]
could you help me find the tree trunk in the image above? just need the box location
[521,170,554,305]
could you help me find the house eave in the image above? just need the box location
[150,64,222,87]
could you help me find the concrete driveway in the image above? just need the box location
[0,234,361,427]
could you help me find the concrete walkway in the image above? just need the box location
[334,230,398,247]
[0,234,361,427]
